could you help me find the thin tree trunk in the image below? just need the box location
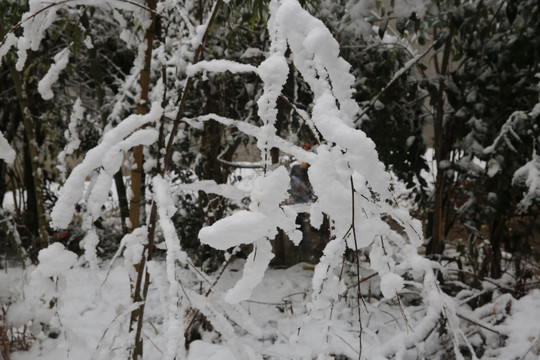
[271,117,285,265]
[488,217,504,279]
[129,0,158,232]
[114,171,130,234]
[426,30,453,256]
[9,65,49,249]
[272,51,295,266]
[129,146,144,230]
[128,2,224,358]
[0,161,6,210]
[128,1,158,359]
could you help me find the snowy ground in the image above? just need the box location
[1,258,364,360]
[2,163,540,359]
[2,153,539,359]
[2,254,540,360]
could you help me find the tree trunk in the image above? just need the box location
[488,217,504,279]
[114,171,130,235]
[271,53,295,266]
[129,0,158,232]
[128,2,224,357]
[0,161,5,209]
[128,1,158,359]
[426,30,454,256]
[9,65,49,250]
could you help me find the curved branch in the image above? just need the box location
[217,149,264,169]
[0,0,156,51]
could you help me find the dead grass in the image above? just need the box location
[0,305,34,360]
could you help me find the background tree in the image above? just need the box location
[417,0,540,281]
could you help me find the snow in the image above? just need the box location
[153,175,190,359]
[199,210,273,250]
[50,102,162,229]
[6,264,135,360]
[81,229,100,271]
[187,60,257,76]
[190,113,316,164]
[379,272,404,298]
[274,0,359,125]
[2,235,540,360]
[38,47,70,100]
[494,290,540,359]
[185,3,443,355]
[0,33,18,64]
[240,47,264,59]
[117,226,148,281]
[256,53,290,162]
[393,0,429,18]
[57,98,84,179]
[199,166,297,251]
[175,180,249,202]
[512,152,540,210]
[0,130,16,164]
[487,158,501,178]
[35,242,78,278]
[224,239,274,304]
[187,341,236,360]
[83,35,94,49]
[86,171,113,221]
[483,111,527,155]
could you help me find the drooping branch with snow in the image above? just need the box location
[188,0,470,357]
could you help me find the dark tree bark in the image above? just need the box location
[10,65,49,250]
[128,1,158,359]
[426,29,454,256]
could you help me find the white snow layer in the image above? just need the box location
[393,0,429,18]
[224,239,274,303]
[380,272,405,298]
[187,59,257,76]
[199,166,294,251]
[199,210,274,250]
[153,175,188,359]
[38,47,71,100]
[513,153,540,210]
[57,98,84,179]
[36,242,78,278]
[0,130,16,164]
[50,103,162,229]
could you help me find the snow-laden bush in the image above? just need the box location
[0,0,493,359]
